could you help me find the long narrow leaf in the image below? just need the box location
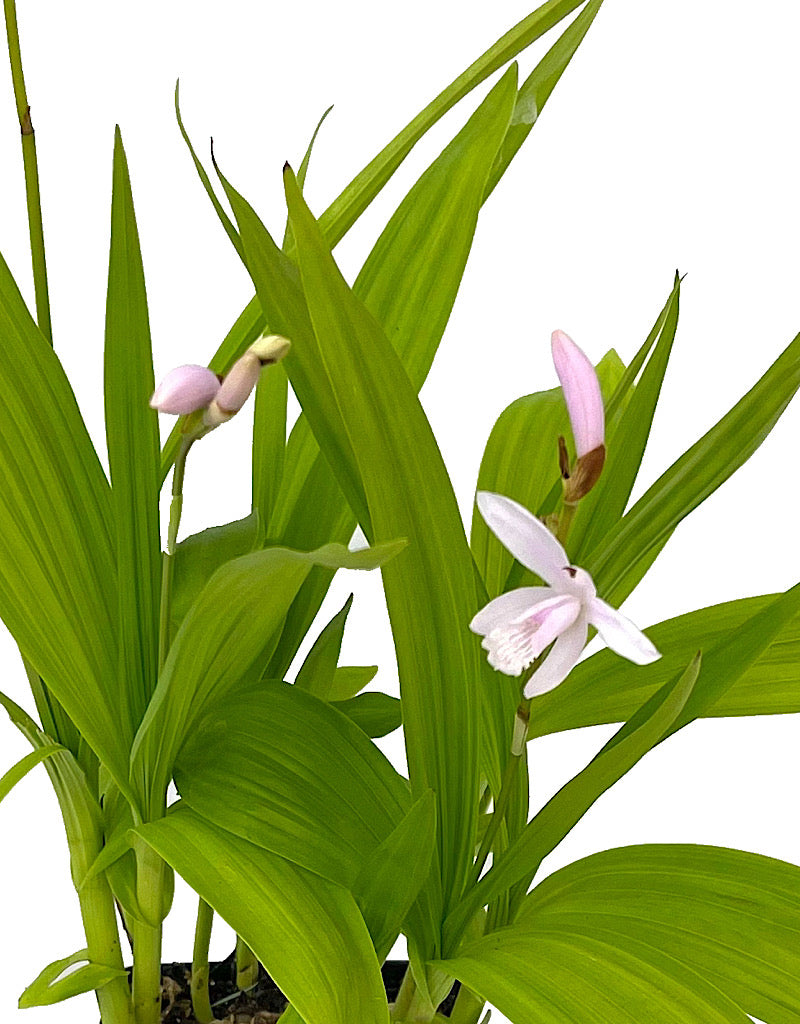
[104,127,161,729]
[587,330,800,605]
[0,746,65,805]
[0,249,129,793]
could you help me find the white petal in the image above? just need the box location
[470,587,552,636]
[481,595,581,677]
[588,597,661,665]
[476,492,570,590]
[523,616,588,698]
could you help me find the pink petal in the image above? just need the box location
[216,351,262,413]
[551,330,604,457]
[149,364,220,415]
[523,615,588,698]
[481,594,581,677]
[470,587,552,636]
[588,597,661,665]
[476,492,570,590]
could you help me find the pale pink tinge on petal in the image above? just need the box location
[481,594,581,676]
[216,351,262,413]
[523,615,589,698]
[469,586,552,636]
[588,596,661,665]
[150,364,221,415]
[551,329,605,457]
[476,492,570,590]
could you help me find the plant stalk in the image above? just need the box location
[190,899,215,1024]
[158,436,193,670]
[2,0,51,341]
[78,873,134,1024]
[236,935,259,990]
[132,844,168,1024]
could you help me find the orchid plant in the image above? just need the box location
[3,2,800,1024]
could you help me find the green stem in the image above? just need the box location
[78,874,134,1024]
[554,499,576,547]
[158,437,192,670]
[448,985,485,1024]
[132,844,167,1024]
[391,968,435,1023]
[468,702,529,889]
[235,935,259,990]
[190,899,214,1024]
[2,0,51,341]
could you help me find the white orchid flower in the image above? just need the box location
[471,492,660,698]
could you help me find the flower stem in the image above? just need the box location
[554,499,577,547]
[78,873,133,1024]
[158,436,193,670]
[190,899,215,1024]
[2,0,51,341]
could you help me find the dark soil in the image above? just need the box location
[158,951,459,1023]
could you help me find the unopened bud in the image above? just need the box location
[551,330,604,458]
[150,365,221,415]
[203,351,261,427]
[248,333,291,365]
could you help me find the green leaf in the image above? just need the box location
[472,351,625,597]
[136,805,389,1024]
[569,275,681,559]
[333,691,402,738]
[281,104,334,252]
[104,127,162,728]
[0,745,65,805]
[329,664,378,700]
[587,329,800,606]
[0,248,130,795]
[516,844,800,1024]
[354,791,437,959]
[436,910,751,1024]
[174,680,411,889]
[530,593,800,736]
[19,949,128,1008]
[283,165,503,928]
[169,512,260,634]
[483,0,604,199]
[294,593,353,697]
[443,655,699,951]
[131,539,404,810]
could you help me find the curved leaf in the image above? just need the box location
[518,843,800,1024]
[19,949,127,1009]
[174,680,411,888]
[136,806,389,1024]
[0,746,65,805]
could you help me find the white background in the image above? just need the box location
[0,2,799,1022]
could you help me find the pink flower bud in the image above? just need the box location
[150,365,221,415]
[551,330,604,457]
[203,351,261,427]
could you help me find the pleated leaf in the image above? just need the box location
[174,680,411,888]
[104,127,161,728]
[333,691,402,737]
[586,330,800,606]
[0,249,127,789]
[0,746,65,805]
[530,593,800,736]
[437,916,751,1024]
[136,806,389,1024]
[517,843,800,1024]
[131,539,404,812]
[294,593,352,697]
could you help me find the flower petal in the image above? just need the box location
[476,492,570,589]
[523,615,588,698]
[481,595,580,677]
[470,586,552,636]
[150,364,220,415]
[551,329,604,457]
[588,597,661,665]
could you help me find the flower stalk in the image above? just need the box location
[190,899,215,1024]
